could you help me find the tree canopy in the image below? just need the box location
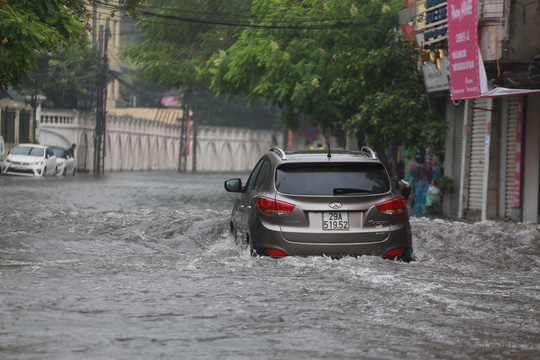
[126,0,446,156]
[0,0,147,90]
[37,41,99,109]
[330,33,447,161]
[4,0,447,161]
[123,0,252,90]
[201,0,401,133]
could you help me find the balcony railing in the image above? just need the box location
[40,110,77,124]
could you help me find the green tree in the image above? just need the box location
[123,0,280,129]
[0,0,83,89]
[330,33,447,172]
[202,0,401,137]
[123,0,252,91]
[0,0,147,90]
[39,41,100,109]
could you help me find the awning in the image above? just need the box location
[479,49,540,98]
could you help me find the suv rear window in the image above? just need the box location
[276,163,390,195]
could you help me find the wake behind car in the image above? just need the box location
[2,144,57,177]
[50,146,76,176]
[224,147,414,261]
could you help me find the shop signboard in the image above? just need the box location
[423,57,450,92]
[448,0,480,99]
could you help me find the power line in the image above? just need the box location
[95,0,357,25]
[140,11,358,30]
[145,3,355,24]
[93,1,373,30]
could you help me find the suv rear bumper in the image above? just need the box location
[251,223,412,258]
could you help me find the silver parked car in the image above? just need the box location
[224,147,413,261]
[2,144,57,177]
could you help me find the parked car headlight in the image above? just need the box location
[31,161,43,166]
[5,159,11,163]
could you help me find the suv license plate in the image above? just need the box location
[323,212,349,230]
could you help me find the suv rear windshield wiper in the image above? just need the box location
[333,188,372,195]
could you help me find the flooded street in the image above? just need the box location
[0,172,539,359]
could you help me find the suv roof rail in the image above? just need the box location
[360,146,377,160]
[270,147,287,160]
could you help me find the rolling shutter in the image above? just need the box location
[467,98,488,211]
[505,97,519,217]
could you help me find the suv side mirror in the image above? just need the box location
[224,178,243,193]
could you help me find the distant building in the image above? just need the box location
[88,0,124,110]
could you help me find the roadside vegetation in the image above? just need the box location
[0,0,145,90]
[2,0,447,161]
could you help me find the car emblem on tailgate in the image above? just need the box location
[329,202,342,209]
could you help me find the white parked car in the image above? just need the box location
[2,144,57,177]
[51,146,76,176]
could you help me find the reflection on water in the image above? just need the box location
[0,172,539,359]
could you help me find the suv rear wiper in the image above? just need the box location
[333,188,372,194]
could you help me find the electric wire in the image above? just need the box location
[145,3,356,23]
[93,0,375,30]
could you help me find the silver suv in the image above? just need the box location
[224,147,413,261]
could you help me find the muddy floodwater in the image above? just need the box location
[0,171,539,359]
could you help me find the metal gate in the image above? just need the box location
[504,97,519,217]
[467,98,489,211]
[1,108,16,143]
[19,110,32,143]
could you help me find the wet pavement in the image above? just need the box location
[0,171,539,359]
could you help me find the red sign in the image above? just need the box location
[287,130,293,151]
[161,96,181,107]
[401,23,416,44]
[448,0,480,100]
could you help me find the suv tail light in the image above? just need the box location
[376,197,406,215]
[385,248,403,256]
[267,248,287,256]
[257,197,295,216]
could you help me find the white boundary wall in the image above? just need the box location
[38,109,278,172]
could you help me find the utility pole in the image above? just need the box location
[191,94,197,173]
[94,25,109,174]
[177,92,188,172]
[177,116,186,172]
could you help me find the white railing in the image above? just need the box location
[40,109,77,124]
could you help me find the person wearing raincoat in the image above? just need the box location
[409,149,439,216]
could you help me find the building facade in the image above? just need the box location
[89,0,123,110]
[399,0,540,223]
